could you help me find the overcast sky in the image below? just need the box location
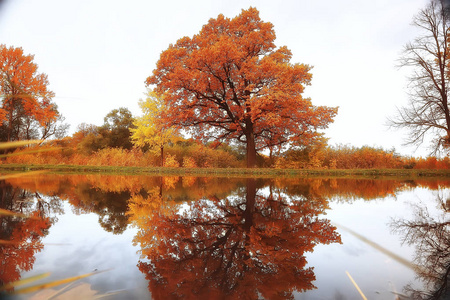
[0,0,432,156]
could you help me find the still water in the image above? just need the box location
[1,174,449,299]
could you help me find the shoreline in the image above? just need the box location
[1,163,450,179]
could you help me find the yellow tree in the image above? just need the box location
[131,90,179,167]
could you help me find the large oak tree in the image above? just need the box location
[147,8,337,167]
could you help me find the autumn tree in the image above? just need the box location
[389,0,450,154]
[101,107,135,149]
[36,105,69,140]
[146,8,337,167]
[21,104,69,141]
[0,45,58,142]
[76,107,135,154]
[131,91,179,167]
[69,123,97,146]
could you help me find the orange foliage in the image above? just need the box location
[3,136,245,168]
[0,45,57,141]
[147,8,337,167]
[182,156,197,168]
[5,145,151,167]
[168,142,242,168]
[274,145,450,170]
[7,141,450,170]
[323,146,403,169]
[163,153,179,168]
[410,156,450,169]
[277,145,405,169]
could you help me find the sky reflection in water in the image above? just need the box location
[1,175,449,299]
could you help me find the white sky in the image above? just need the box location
[0,0,432,157]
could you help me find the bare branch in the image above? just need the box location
[390,0,450,155]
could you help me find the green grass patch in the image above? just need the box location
[1,163,450,179]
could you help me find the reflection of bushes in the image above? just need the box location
[6,174,247,204]
[6,174,250,234]
[9,174,450,208]
[276,178,450,201]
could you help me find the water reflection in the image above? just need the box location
[392,192,450,299]
[74,187,132,234]
[0,181,53,288]
[0,175,250,295]
[129,178,341,299]
[276,177,446,201]
[3,174,450,297]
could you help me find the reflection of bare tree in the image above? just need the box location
[132,178,341,299]
[391,192,450,299]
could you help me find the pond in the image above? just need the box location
[1,174,449,299]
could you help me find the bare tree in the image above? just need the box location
[389,0,450,155]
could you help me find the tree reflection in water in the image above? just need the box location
[392,191,450,299]
[131,178,341,299]
[0,181,53,289]
[6,174,447,297]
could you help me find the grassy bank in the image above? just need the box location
[1,163,450,178]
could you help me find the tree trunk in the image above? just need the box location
[160,145,164,167]
[246,131,257,168]
[7,99,13,142]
